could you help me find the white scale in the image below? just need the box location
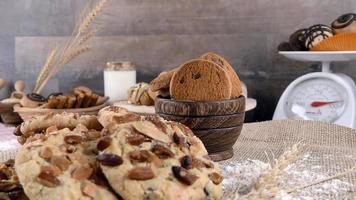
[273,51,356,129]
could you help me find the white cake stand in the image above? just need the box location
[274,51,356,128]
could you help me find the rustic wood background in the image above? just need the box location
[0,0,356,121]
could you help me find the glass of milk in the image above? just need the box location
[104,61,136,102]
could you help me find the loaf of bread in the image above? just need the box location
[170,59,232,101]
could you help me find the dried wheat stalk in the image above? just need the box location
[33,0,108,93]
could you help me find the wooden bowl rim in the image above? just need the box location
[192,124,243,131]
[156,95,245,104]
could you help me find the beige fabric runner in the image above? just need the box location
[220,119,356,199]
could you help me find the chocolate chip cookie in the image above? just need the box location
[170,59,232,101]
[200,52,243,98]
[15,126,118,200]
[96,115,222,200]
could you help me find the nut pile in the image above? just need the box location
[0,159,28,200]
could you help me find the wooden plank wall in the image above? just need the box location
[1,0,356,121]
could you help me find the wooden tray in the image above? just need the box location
[14,103,108,121]
[155,96,245,116]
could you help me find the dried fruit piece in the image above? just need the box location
[152,144,174,159]
[96,153,123,166]
[180,156,208,169]
[36,170,60,187]
[128,167,155,180]
[82,180,97,198]
[72,164,93,180]
[127,133,146,146]
[209,172,223,185]
[39,147,52,160]
[97,136,112,151]
[172,166,198,185]
[173,132,185,147]
[129,150,150,163]
[50,155,71,171]
[64,135,83,145]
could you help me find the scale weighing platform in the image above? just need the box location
[273,51,356,129]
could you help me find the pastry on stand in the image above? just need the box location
[331,13,356,34]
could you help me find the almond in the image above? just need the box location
[172,166,198,185]
[82,180,97,198]
[132,122,170,143]
[113,113,140,124]
[96,153,123,166]
[51,155,71,171]
[64,135,83,145]
[180,156,207,169]
[36,170,60,187]
[87,130,101,139]
[145,116,167,133]
[40,165,61,176]
[129,150,150,163]
[39,147,52,160]
[152,144,174,159]
[45,125,58,134]
[127,133,146,146]
[97,136,112,151]
[128,167,155,180]
[72,164,93,180]
[209,172,223,185]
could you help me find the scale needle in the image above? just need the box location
[310,101,342,107]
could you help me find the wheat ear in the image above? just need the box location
[78,0,108,34]
[240,143,303,200]
[33,48,57,93]
[60,46,91,66]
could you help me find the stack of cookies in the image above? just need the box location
[13,106,223,200]
[150,52,243,101]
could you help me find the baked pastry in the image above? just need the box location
[127,83,155,106]
[331,13,356,34]
[0,159,28,200]
[304,24,334,49]
[170,59,232,101]
[96,113,222,199]
[277,42,293,51]
[14,113,103,144]
[200,52,243,98]
[149,69,177,92]
[311,32,356,51]
[289,29,308,51]
[15,126,118,200]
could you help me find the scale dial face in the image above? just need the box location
[284,78,348,123]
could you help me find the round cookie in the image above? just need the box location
[200,52,242,98]
[331,13,356,34]
[170,59,232,101]
[96,115,222,200]
[15,126,118,200]
[149,69,177,92]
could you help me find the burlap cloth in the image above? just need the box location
[220,119,356,198]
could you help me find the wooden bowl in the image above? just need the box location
[14,103,108,121]
[155,96,245,161]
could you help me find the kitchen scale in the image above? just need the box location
[273,51,356,129]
